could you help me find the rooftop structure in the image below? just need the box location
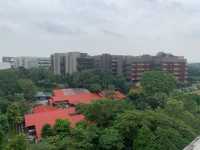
[49,88,125,106]
[25,88,126,140]
[25,106,84,140]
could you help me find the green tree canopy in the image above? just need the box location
[6,134,28,150]
[41,124,54,138]
[6,103,23,129]
[141,71,176,96]
[54,119,70,138]
[17,79,38,100]
[77,100,133,127]
[99,128,124,150]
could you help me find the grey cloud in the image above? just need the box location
[36,21,86,36]
[0,0,200,62]
[101,29,124,38]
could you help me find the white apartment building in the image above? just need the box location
[2,56,50,69]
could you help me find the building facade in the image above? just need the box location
[2,56,50,69]
[2,57,16,67]
[50,52,187,82]
[129,53,187,82]
[51,52,90,75]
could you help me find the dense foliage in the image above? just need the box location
[0,68,200,150]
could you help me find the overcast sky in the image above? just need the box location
[0,0,200,62]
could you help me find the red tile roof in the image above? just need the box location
[25,107,84,139]
[25,89,126,139]
[32,105,57,113]
[49,89,126,105]
[50,89,102,105]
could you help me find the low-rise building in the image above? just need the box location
[24,88,126,141]
[25,106,84,141]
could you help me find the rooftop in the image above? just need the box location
[25,106,84,139]
[50,88,102,105]
[49,88,126,105]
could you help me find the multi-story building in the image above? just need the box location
[38,57,51,69]
[2,57,16,68]
[51,53,65,75]
[129,53,187,82]
[94,54,126,75]
[2,56,50,69]
[77,54,95,71]
[50,52,187,82]
[51,52,90,75]
[14,57,50,69]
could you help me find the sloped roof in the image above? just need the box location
[25,107,84,139]
[50,89,102,105]
[32,105,57,113]
[50,89,126,105]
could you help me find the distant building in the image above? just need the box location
[2,56,16,67]
[51,52,187,82]
[2,56,50,69]
[77,54,95,71]
[94,52,187,82]
[51,52,91,75]
[128,52,187,82]
[0,62,11,70]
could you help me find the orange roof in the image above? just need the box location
[32,105,57,113]
[25,107,84,139]
[50,89,102,105]
[50,89,126,105]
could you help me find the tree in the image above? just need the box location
[114,110,143,149]
[6,134,28,150]
[99,128,124,150]
[30,141,56,150]
[17,79,38,100]
[88,84,102,93]
[78,100,132,127]
[6,103,23,131]
[69,124,101,150]
[0,97,10,113]
[41,124,54,138]
[165,99,184,117]
[54,119,70,138]
[141,71,176,96]
[0,69,19,97]
[0,129,3,150]
[134,126,156,150]
[145,92,168,109]
[0,114,9,132]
